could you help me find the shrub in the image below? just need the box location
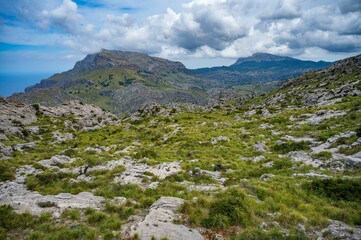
[272,141,310,154]
[63,149,76,157]
[202,188,252,230]
[312,151,332,160]
[87,211,107,225]
[0,165,15,181]
[357,125,361,138]
[304,179,361,201]
[135,148,158,159]
[37,201,58,208]
[0,205,34,235]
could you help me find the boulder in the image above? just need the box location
[345,153,361,168]
[317,220,361,240]
[254,142,267,153]
[123,197,204,240]
[0,143,13,157]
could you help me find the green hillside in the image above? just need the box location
[1,54,360,239]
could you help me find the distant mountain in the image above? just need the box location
[8,50,332,115]
[10,50,215,115]
[191,53,332,86]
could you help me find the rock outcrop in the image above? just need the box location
[122,197,204,240]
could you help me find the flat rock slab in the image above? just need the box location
[124,197,204,240]
[0,165,105,216]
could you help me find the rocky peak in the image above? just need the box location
[233,53,294,65]
[73,49,186,74]
[321,53,361,75]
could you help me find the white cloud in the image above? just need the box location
[1,0,361,70]
[39,0,87,35]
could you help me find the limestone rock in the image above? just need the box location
[38,155,75,169]
[289,151,323,168]
[12,142,36,152]
[244,109,257,117]
[317,220,361,240]
[123,197,204,240]
[293,171,331,179]
[345,152,361,168]
[211,136,230,145]
[262,109,272,117]
[52,130,73,143]
[254,142,267,153]
[0,165,106,216]
[0,143,13,157]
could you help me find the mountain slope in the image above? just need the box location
[192,53,332,86]
[8,51,332,116]
[1,55,361,239]
[10,49,214,115]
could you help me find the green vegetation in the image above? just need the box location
[1,56,361,239]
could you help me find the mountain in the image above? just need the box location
[1,54,361,239]
[9,49,213,115]
[8,50,332,116]
[191,52,332,86]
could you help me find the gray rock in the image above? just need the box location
[317,220,361,240]
[123,197,204,240]
[293,171,331,179]
[25,126,40,134]
[289,151,323,168]
[211,136,230,145]
[0,165,106,216]
[98,157,182,187]
[254,142,267,153]
[253,156,266,162]
[262,109,272,117]
[52,130,73,143]
[259,123,274,129]
[260,174,275,181]
[299,110,346,125]
[0,134,8,140]
[12,142,36,152]
[345,153,361,168]
[38,155,75,169]
[244,109,257,117]
[0,143,13,157]
[264,161,274,167]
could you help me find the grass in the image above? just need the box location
[1,75,361,239]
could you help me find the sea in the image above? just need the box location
[0,73,53,97]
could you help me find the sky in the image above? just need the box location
[0,0,361,74]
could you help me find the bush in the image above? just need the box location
[135,148,158,159]
[37,201,58,208]
[272,141,310,154]
[0,205,34,235]
[202,188,252,230]
[304,179,361,201]
[357,125,361,138]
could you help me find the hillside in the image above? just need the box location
[8,51,330,116]
[192,53,332,86]
[1,54,361,239]
[9,49,213,115]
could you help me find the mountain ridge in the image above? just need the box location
[9,50,333,115]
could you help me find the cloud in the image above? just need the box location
[261,0,301,20]
[39,0,86,34]
[338,0,361,14]
[1,0,361,71]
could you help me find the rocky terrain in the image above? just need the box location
[8,50,331,116]
[0,54,361,240]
